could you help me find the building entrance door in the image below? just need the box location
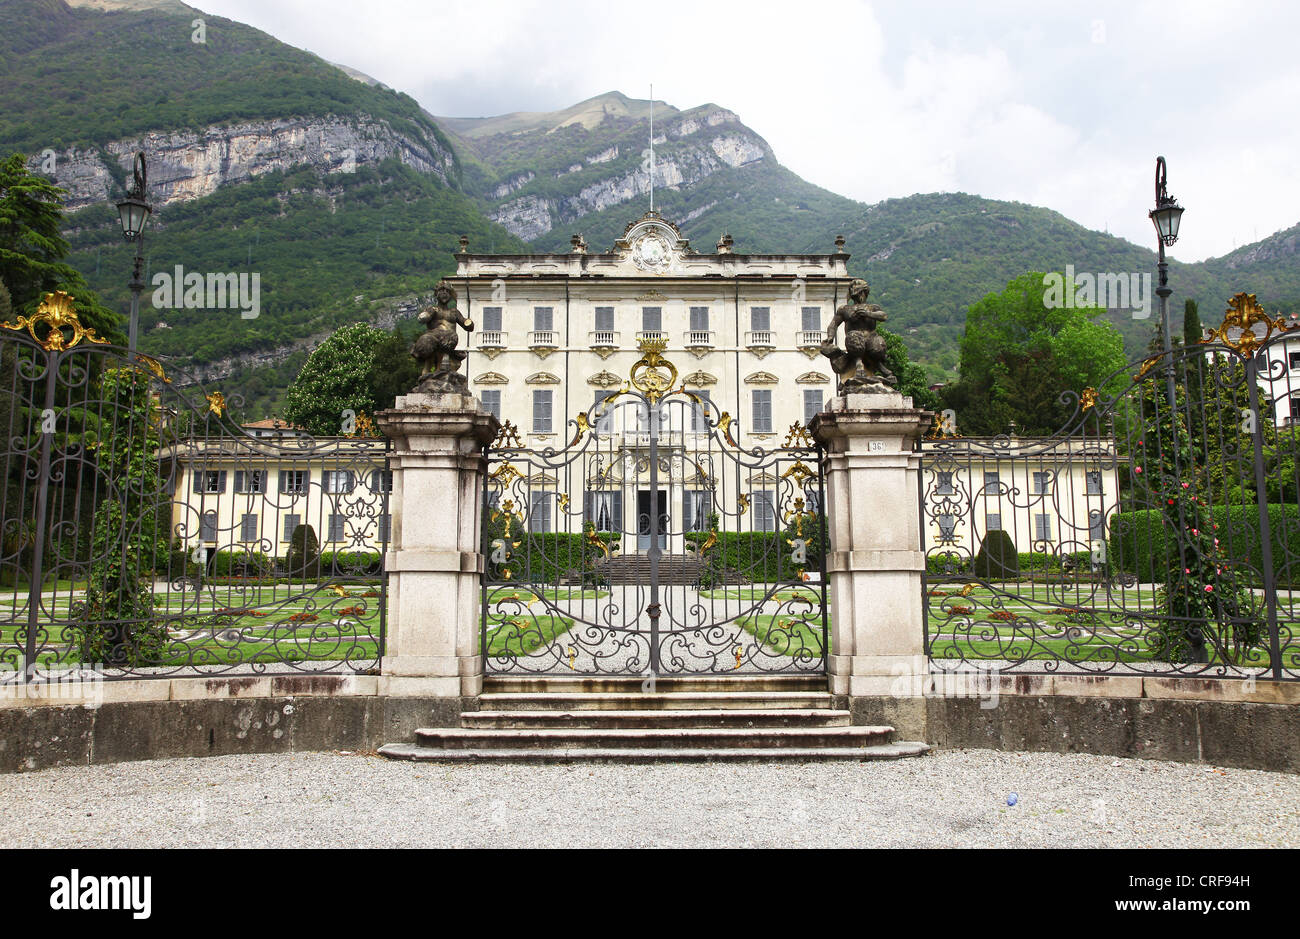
[637,489,668,552]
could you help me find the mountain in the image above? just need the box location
[1,0,1296,415]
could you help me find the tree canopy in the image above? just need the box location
[941,271,1128,436]
[283,322,418,435]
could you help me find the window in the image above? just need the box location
[234,469,265,494]
[804,490,821,514]
[691,391,712,432]
[283,514,301,542]
[593,391,617,433]
[529,493,552,533]
[936,472,955,495]
[378,513,392,543]
[754,491,776,532]
[1291,398,1300,424]
[324,470,354,494]
[938,514,958,541]
[532,390,553,434]
[200,511,218,542]
[642,306,662,332]
[482,306,503,332]
[749,306,771,332]
[689,306,709,331]
[986,513,1002,531]
[328,514,346,543]
[801,306,821,332]
[1089,510,1106,540]
[480,390,502,421]
[279,470,308,494]
[240,513,258,542]
[594,306,614,331]
[1085,471,1103,495]
[533,307,553,331]
[1032,471,1053,494]
[368,469,393,493]
[803,389,824,425]
[1035,514,1052,541]
[193,470,226,494]
[1289,350,1300,371]
[752,389,773,433]
[983,471,1000,495]
[684,490,712,532]
[584,490,622,532]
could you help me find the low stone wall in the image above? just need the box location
[0,675,475,774]
[1,673,1296,774]
[847,675,1300,774]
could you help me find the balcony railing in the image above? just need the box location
[684,329,716,349]
[636,330,668,344]
[745,330,775,349]
[589,330,619,349]
[796,330,825,349]
[477,330,506,350]
[528,330,559,349]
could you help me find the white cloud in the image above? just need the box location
[190,0,1300,262]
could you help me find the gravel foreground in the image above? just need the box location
[1,749,1296,848]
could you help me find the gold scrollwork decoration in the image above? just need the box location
[737,493,750,514]
[1080,387,1098,411]
[133,353,170,384]
[782,422,815,449]
[1,291,110,352]
[585,526,610,558]
[629,338,677,405]
[492,420,523,449]
[570,412,592,446]
[490,462,523,487]
[781,460,816,488]
[206,391,227,417]
[557,492,570,513]
[1204,291,1298,356]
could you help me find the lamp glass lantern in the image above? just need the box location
[1149,201,1183,247]
[116,195,151,242]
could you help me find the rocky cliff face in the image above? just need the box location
[30,114,456,212]
[469,102,773,243]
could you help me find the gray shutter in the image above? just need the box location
[217,471,227,493]
[753,390,772,433]
[689,306,709,331]
[379,513,392,543]
[483,306,502,332]
[803,390,823,425]
[241,514,258,541]
[234,470,245,493]
[284,514,300,542]
[751,307,770,331]
[533,390,552,433]
[193,470,204,493]
[642,306,662,331]
[534,306,553,331]
[594,306,614,331]
[802,306,820,331]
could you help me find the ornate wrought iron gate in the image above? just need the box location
[481,341,828,676]
[1,293,389,682]
[923,293,1299,682]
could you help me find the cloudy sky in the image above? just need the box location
[196,0,1299,262]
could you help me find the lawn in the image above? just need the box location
[483,613,576,656]
[735,612,828,659]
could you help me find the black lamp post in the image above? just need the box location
[1149,156,1184,358]
[115,152,152,355]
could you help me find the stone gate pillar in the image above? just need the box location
[375,392,498,703]
[810,391,933,736]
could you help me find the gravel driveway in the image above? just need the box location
[1,749,1296,848]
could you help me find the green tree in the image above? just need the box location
[881,327,941,412]
[370,329,421,411]
[0,153,121,343]
[942,272,1127,435]
[283,322,391,435]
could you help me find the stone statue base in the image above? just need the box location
[411,370,469,396]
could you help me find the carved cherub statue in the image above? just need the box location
[411,280,474,393]
[821,278,897,393]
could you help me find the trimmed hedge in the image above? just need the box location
[318,550,382,576]
[210,549,273,577]
[973,530,1019,579]
[684,531,816,583]
[1108,504,1300,584]
[496,532,620,584]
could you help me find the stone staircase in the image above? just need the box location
[596,554,704,585]
[378,676,931,763]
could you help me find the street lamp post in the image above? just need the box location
[1149,155,1185,380]
[115,152,152,356]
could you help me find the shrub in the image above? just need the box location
[1108,505,1300,585]
[926,551,970,576]
[973,530,1019,580]
[211,549,274,578]
[285,524,321,580]
[318,550,382,576]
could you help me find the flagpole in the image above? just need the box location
[649,83,654,213]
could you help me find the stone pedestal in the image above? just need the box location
[375,393,498,699]
[810,392,933,735]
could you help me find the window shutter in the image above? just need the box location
[689,306,709,331]
[533,390,552,433]
[751,306,770,332]
[641,306,662,332]
[379,514,392,543]
[753,390,772,433]
[594,306,614,331]
[217,471,227,493]
[481,390,501,420]
[483,306,503,332]
[803,390,823,425]
[534,306,553,331]
[801,306,820,332]
[284,514,301,542]
[234,471,245,493]
[193,470,204,494]
[241,514,258,542]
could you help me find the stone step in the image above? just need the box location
[412,725,896,750]
[378,741,932,764]
[478,691,836,711]
[483,675,827,695]
[462,708,852,730]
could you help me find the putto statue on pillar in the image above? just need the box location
[411,279,474,394]
[821,278,898,393]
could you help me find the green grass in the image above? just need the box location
[735,613,827,658]
[486,586,609,603]
[700,586,821,603]
[483,613,575,657]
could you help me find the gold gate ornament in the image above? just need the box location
[0,291,110,352]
